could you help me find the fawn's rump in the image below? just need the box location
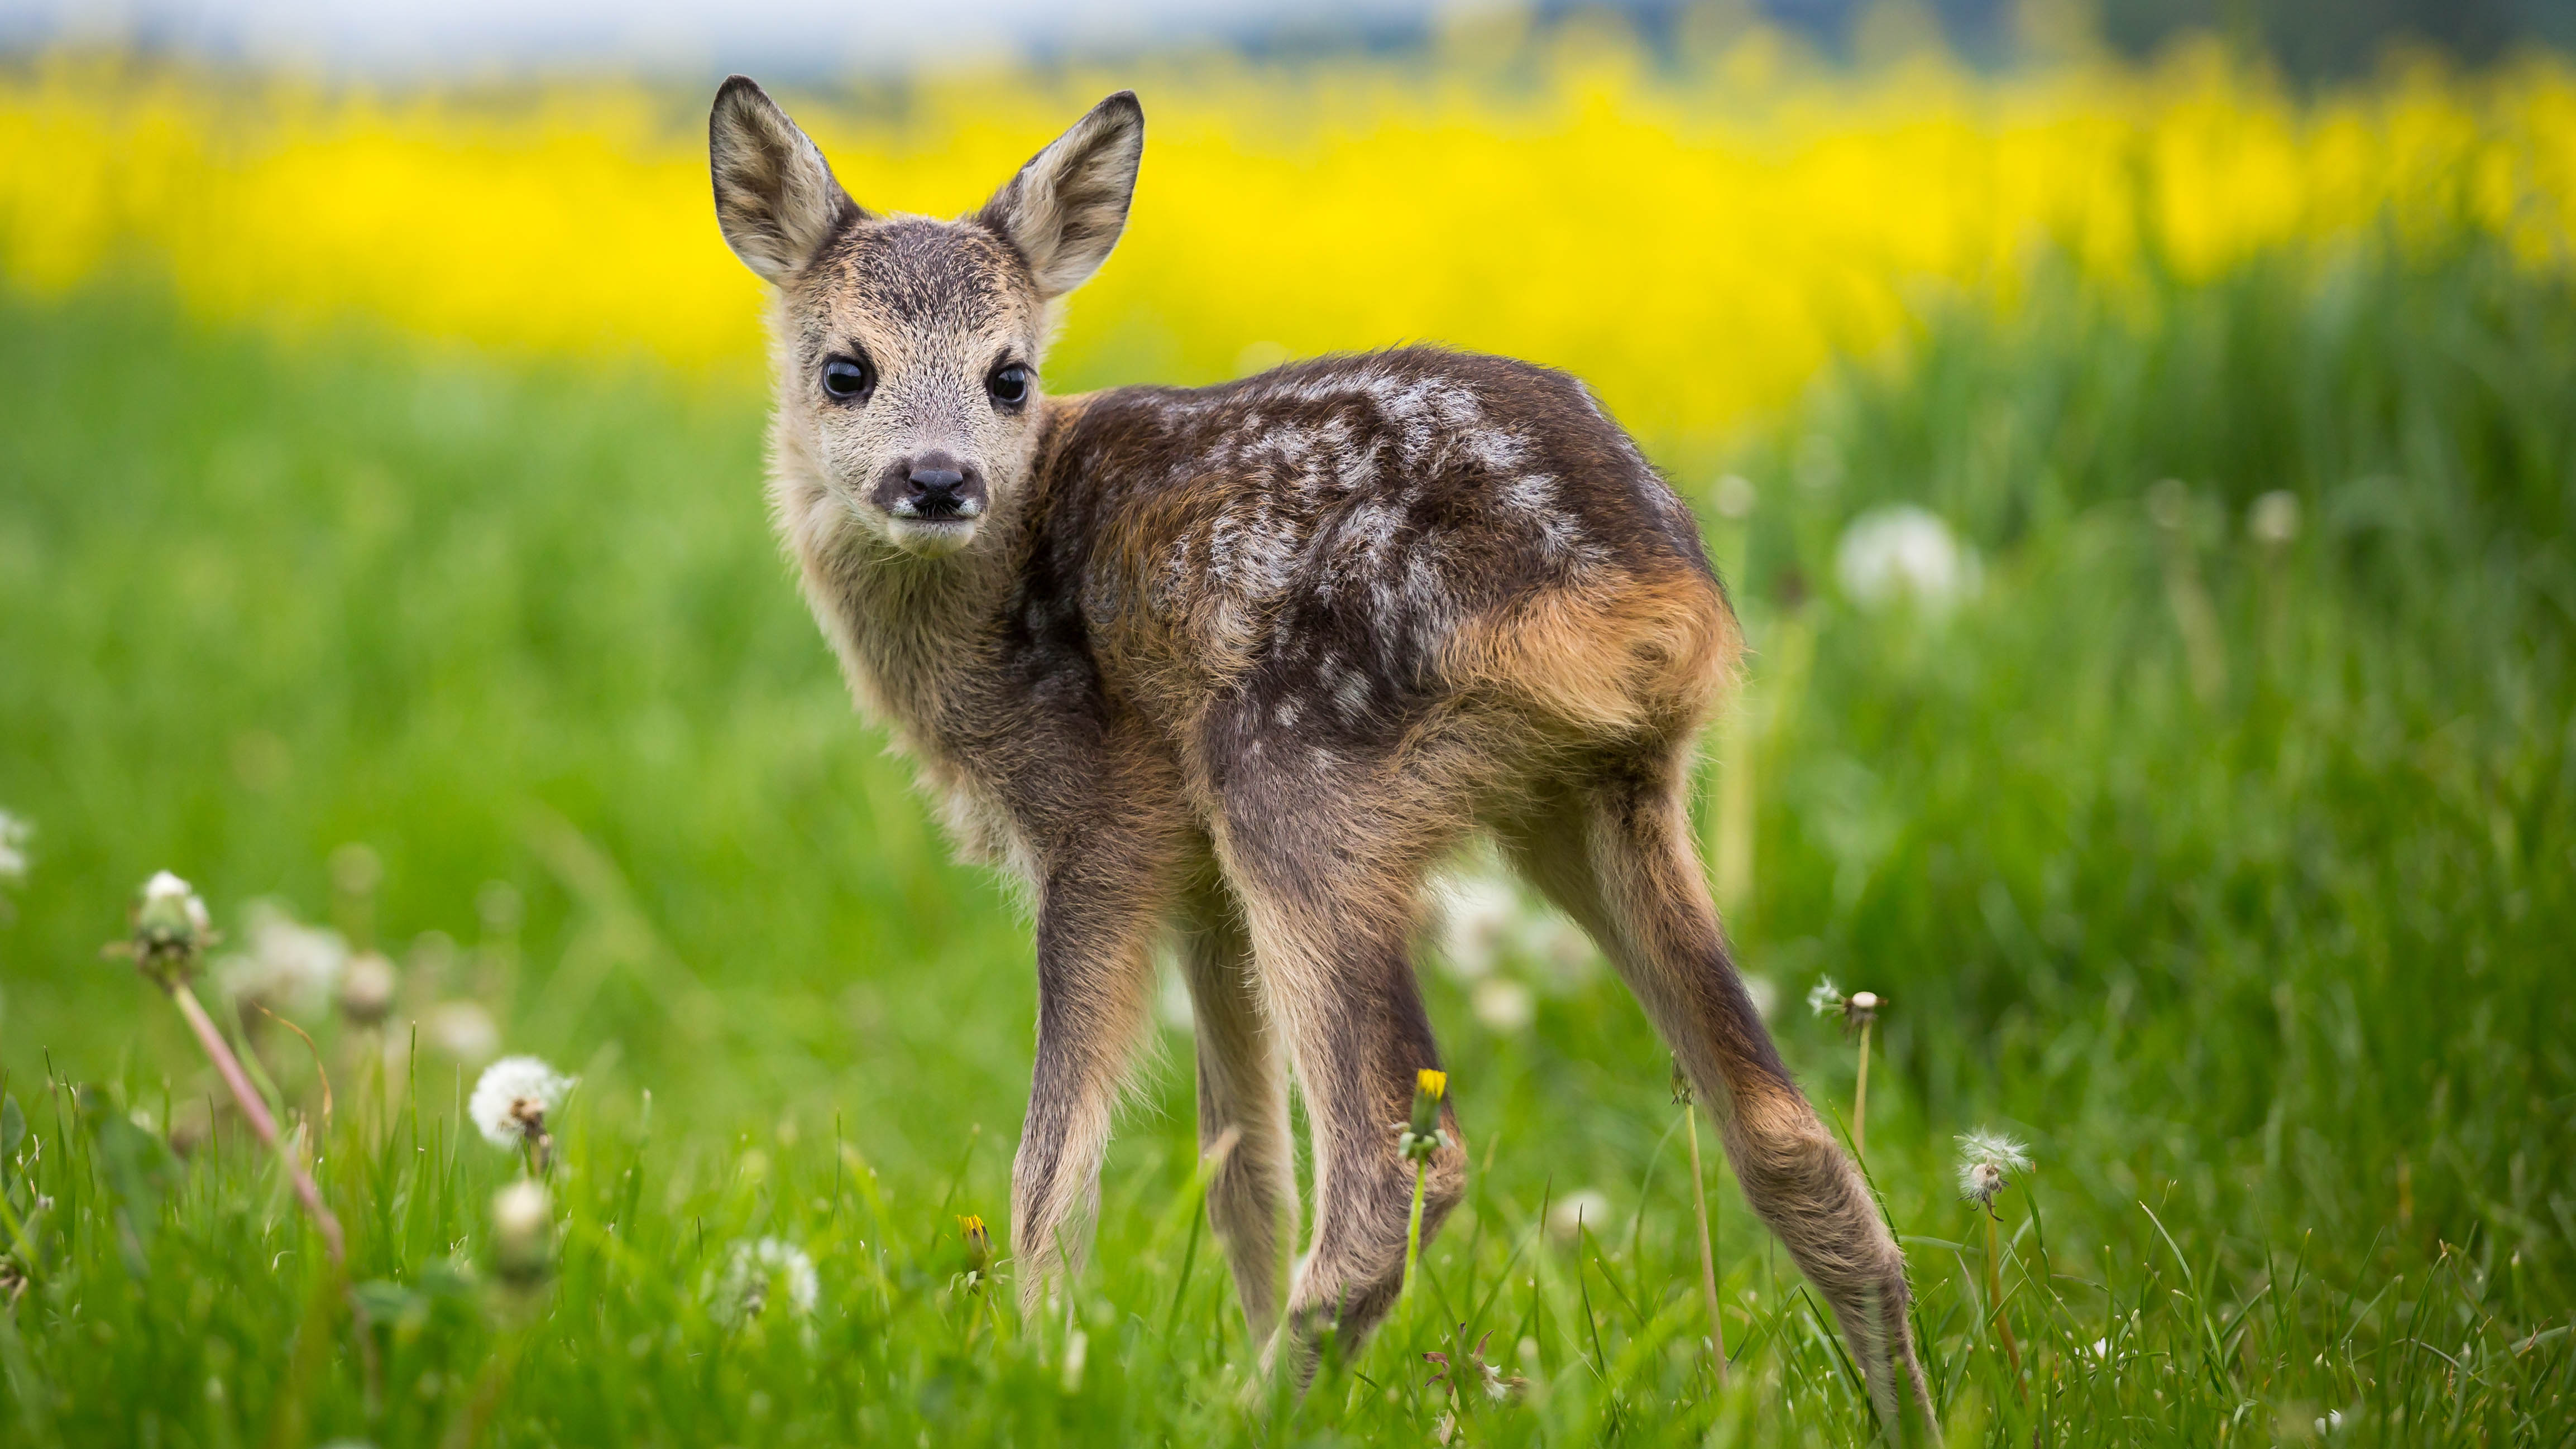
[1439,564,1740,744]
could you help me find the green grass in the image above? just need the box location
[1,232,2572,1445]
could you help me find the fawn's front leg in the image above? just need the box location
[1009,792,1188,1321]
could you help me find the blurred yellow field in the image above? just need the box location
[3,31,2572,442]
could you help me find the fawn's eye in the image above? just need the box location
[821,355,874,403]
[987,362,1032,409]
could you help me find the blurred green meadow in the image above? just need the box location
[3,130,2575,1449]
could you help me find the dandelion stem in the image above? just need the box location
[1984,1207,2020,1380]
[1852,1017,1872,1162]
[168,980,345,1266]
[1683,1097,1728,1381]
[1402,1158,1428,1322]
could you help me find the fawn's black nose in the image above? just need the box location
[909,465,966,500]
[872,450,988,523]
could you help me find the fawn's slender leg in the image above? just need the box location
[1010,809,1185,1322]
[1499,757,1929,1419]
[1212,789,1464,1378]
[1174,873,1299,1336]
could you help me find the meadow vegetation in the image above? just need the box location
[0,27,2572,1446]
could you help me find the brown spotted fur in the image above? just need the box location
[708,76,1928,1416]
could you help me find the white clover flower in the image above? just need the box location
[1836,505,1980,613]
[0,809,30,886]
[715,1236,820,1322]
[1956,1129,2032,1208]
[217,900,348,1016]
[469,1055,575,1151]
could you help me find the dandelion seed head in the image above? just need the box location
[1469,977,1534,1034]
[1807,976,1846,1018]
[1434,874,1519,980]
[468,1055,574,1150]
[142,871,212,937]
[124,870,216,983]
[337,951,399,1024]
[1546,1188,1613,1244]
[1836,505,1979,613]
[716,1236,818,1321]
[1959,1160,2005,1206]
[0,809,30,886]
[1955,1129,2031,1206]
[425,1000,500,1064]
[2248,490,2302,546]
[1712,473,1757,520]
[217,900,348,1016]
[492,1179,549,1241]
[491,1178,553,1287]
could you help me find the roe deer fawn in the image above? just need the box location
[708,76,1927,1413]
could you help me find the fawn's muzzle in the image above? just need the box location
[873,452,989,524]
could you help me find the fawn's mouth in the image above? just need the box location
[884,512,980,555]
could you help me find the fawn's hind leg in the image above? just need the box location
[1174,872,1299,1336]
[1498,756,1929,1419]
[1209,790,1464,1378]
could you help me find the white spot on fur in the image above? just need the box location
[1502,473,1582,559]
[1334,669,1372,720]
[1464,426,1530,472]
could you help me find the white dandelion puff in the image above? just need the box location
[490,1178,553,1286]
[468,1055,575,1151]
[0,809,30,886]
[1435,874,1519,981]
[2248,490,2302,546]
[1712,473,1758,519]
[1956,1129,2032,1208]
[142,871,213,939]
[425,1000,501,1064]
[1806,976,1846,1018]
[715,1236,820,1322]
[337,951,399,1024]
[1469,977,1535,1034]
[1546,1188,1614,1244]
[1836,505,1980,613]
[217,900,348,1016]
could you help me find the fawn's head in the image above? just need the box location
[710,78,1143,556]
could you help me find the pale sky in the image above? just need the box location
[1,0,1483,75]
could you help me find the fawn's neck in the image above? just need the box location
[798,395,1095,751]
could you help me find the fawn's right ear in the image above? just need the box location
[710,76,864,285]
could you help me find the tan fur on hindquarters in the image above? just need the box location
[709,74,1929,1412]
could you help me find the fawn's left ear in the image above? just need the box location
[710,75,865,285]
[975,92,1145,300]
